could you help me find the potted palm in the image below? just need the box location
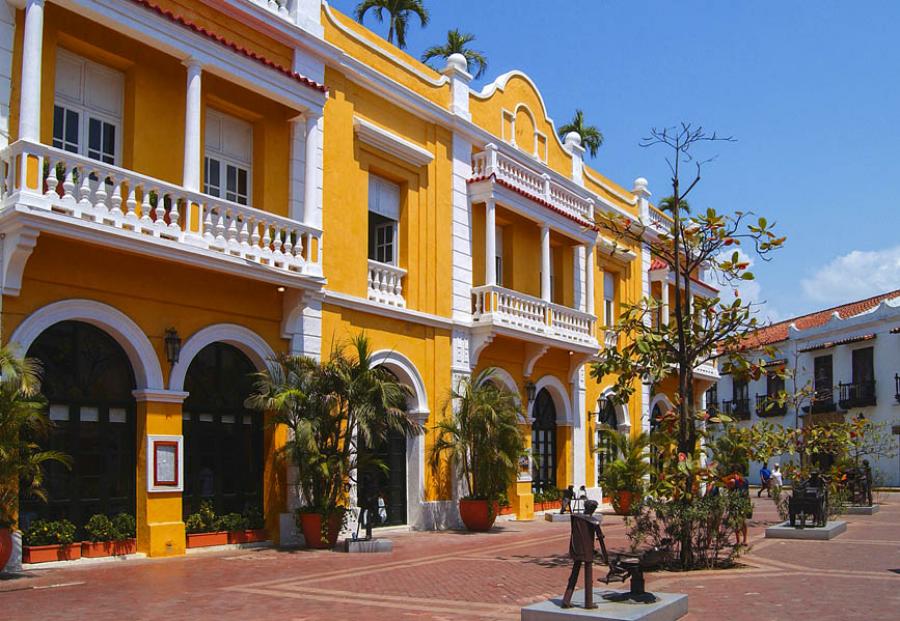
[596,428,651,515]
[0,346,69,571]
[248,335,420,549]
[429,369,526,531]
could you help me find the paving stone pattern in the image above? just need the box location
[3,494,899,620]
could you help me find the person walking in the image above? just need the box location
[758,463,772,497]
[771,463,783,492]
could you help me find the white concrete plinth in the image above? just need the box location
[521,589,687,621]
[278,512,305,547]
[764,520,847,540]
[545,513,574,522]
[843,504,880,515]
[342,538,393,553]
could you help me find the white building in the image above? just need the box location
[711,290,900,486]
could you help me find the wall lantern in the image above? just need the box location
[525,381,537,404]
[598,394,609,412]
[164,328,182,365]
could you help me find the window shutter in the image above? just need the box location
[368,175,400,220]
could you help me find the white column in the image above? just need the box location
[302,112,321,226]
[540,223,551,302]
[661,279,670,325]
[485,198,496,286]
[18,0,44,142]
[288,116,304,222]
[182,58,202,192]
[585,243,595,315]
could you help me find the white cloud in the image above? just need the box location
[801,245,900,305]
[717,249,781,323]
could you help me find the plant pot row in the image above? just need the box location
[186,529,267,549]
[534,500,562,512]
[23,539,137,564]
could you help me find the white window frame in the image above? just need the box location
[495,225,504,287]
[52,49,124,166]
[367,174,401,267]
[603,272,616,326]
[204,108,253,205]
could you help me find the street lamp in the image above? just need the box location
[164,328,182,365]
[525,381,536,404]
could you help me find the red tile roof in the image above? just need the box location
[650,258,667,271]
[131,0,327,94]
[743,289,900,348]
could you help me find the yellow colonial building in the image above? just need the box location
[0,0,717,558]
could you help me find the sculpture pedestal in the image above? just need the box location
[342,538,393,553]
[521,589,687,621]
[545,513,574,523]
[844,504,879,515]
[764,520,847,540]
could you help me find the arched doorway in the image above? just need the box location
[21,320,136,528]
[531,388,557,493]
[596,398,617,483]
[650,403,663,478]
[182,342,263,517]
[357,369,409,527]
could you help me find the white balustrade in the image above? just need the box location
[648,206,668,232]
[249,0,292,19]
[471,144,594,223]
[367,260,407,307]
[603,329,618,350]
[472,284,597,347]
[0,140,322,277]
[694,361,720,380]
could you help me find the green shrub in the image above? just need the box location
[185,501,219,534]
[218,513,247,532]
[23,519,77,546]
[84,514,117,542]
[242,505,265,530]
[112,513,136,539]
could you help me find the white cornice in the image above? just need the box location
[132,389,190,404]
[353,117,434,167]
[324,290,456,330]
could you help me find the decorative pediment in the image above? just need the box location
[353,116,434,167]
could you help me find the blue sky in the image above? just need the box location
[329,0,900,321]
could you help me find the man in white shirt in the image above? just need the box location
[771,463,783,489]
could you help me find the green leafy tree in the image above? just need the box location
[429,369,525,503]
[0,346,70,528]
[592,124,786,566]
[558,109,604,157]
[247,334,421,530]
[421,29,488,78]
[354,0,429,50]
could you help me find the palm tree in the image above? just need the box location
[421,29,488,79]
[558,109,604,158]
[429,368,525,502]
[354,0,429,50]
[0,346,70,529]
[247,335,420,522]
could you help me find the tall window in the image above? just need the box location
[603,272,616,326]
[495,225,504,287]
[814,354,833,401]
[852,347,874,385]
[767,370,785,397]
[596,398,617,482]
[531,389,557,493]
[368,175,400,265]
[204,109,253,205]
[53,49,124,165]
[706,384,718,414]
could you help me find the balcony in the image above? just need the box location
[470,144,594,224]
[755,394,787,418]
[801,390,837,415]
[603,329,618,350]
[0,140,322,287]
[694,361,721,382]
[471,285,598,350]
[367,260,406,308]
[723,398,751,421]
[648,205,669,233]
[838,380,877,409]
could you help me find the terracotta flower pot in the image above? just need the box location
[458,499,499,532]
[81,539,137,558]
[298,513,342,549]
[227,529,267,544]
[23,543,81,564]
[612,490,634,515]
[186,531,229,548]
[0,528,12,570]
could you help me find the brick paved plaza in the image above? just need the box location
[3,494,899,621]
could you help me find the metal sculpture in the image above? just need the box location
[846,460,874,507]
[561,499,658,609]
[788,472,828,528]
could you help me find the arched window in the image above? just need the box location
[531,389,557,493]
[183,343,262,517]
[22,321,136,528]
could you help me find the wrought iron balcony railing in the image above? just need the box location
[755,394,787,418]
[801,390,837,415]
[838,380,877,409]
[723,398,751,421]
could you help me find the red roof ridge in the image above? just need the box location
[742,288,900,348]
[131,0,327,94]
